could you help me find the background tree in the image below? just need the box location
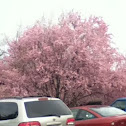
[0,40,7,58]
[0,12,125,106]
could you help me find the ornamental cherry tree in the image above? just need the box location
[2,12,121,106]
[0,60,22,97]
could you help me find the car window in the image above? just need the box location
[0,102,18,120]
[25,100,72,118]
[71,109,79,118]
[91,106,126,117]
[111,100,126,110]
[76,110,96,121]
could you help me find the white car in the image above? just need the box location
[0,96,75,126]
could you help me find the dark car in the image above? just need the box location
[111,97,126,111]
[71,105,126,126]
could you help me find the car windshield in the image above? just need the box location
[111,100,126,111]
[90,106,126,117]
[25,100,72,118]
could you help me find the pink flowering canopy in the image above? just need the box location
[0,12,124,106]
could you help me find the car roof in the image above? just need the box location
[71,105,108,109]
[0,96,59,101]
[116,97,126,100]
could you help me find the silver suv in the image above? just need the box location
[0,96,75,126]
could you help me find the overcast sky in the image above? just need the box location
[0,0,126,54]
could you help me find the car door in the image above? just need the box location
[74,109,101,126]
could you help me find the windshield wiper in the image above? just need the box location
[43,114,61,117]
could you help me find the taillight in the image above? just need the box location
[18,121,41,126]
[66,118,75,125]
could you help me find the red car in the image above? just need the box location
[71,105,126,126]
